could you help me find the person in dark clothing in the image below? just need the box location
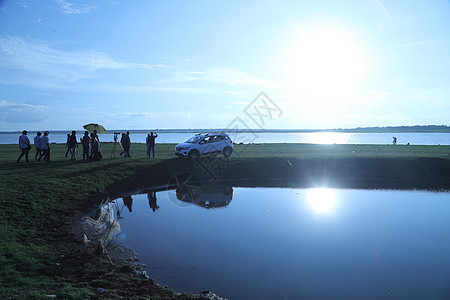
[64,133,70,157]
[34,132,42,161]
[120,132,131,157]
[89,132,100,160]
[81,131,90,160]
[146,132,158,158]
[68,131,77,160]
[40,131,50,162]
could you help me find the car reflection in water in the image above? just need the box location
[175,184,233,209]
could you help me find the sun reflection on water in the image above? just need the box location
[307,187,337,214]
[301,132,353,144]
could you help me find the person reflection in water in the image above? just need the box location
[148,191,159,212]
[123,195,133,212]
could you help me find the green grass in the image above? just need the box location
[1,142,450,298]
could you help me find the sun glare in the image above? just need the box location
[307,188,337,214]
[282,27,365,104]
[301,132,352,144]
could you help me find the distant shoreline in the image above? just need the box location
[2,125,450,134]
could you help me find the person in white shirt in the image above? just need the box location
[17,130,31,163]
[34,132,42,161]
[40,131,50,162]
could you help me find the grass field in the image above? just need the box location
[1,142,450,299]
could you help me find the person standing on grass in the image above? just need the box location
[34,132,42,161]
[146,132,158,158]
[17,130,31,163]
[40,131,50,162]
[81,131,90,160]
[90,132,100,160]
[68,131,78,160]
[120,131,131,157]
[120,133,126,157]
[125,131,131,157]
[64,133,70,157]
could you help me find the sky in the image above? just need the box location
[1,0,450,131]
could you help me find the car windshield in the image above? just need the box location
[185,136,203,144]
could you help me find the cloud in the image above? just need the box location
[383,39,450,50]
[0,36,167,89]
[0,100,48,123]
[54,0,96,14]
[156,67,282,89]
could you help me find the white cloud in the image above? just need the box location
[55,0,96,14]
[0,36,168,89]
[156,67,281,89]
[0,100,48,123]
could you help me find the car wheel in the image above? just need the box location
[222,146,233,158]
[188,150,199,160]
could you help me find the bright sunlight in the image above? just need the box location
[307,187,337,214]
[282,26,365,104]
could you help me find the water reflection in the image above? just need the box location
[174,185,233,209]
[123,195,133,212]
[111,187,450,300]
[301,131,352,144]
[147,191,159,212]
[306,187,337,213]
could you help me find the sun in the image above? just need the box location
[281,26,365,104]
[307,188,337,214]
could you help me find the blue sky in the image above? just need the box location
[1,0,450,131]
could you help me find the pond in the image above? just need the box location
[109,186,450,300]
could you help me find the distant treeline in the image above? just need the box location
[335,125,450,133]
[148,125,450,133]
[3,125,450,134]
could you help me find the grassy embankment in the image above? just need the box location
[1,142,450,299]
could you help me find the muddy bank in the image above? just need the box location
[104,157,450,197]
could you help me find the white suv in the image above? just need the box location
[175,133,233,160]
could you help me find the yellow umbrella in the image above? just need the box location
[83,123,106,134]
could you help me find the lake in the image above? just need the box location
[109,186,450,300]
[1,131,450,145]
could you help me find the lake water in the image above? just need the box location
[109,187,450,300]
[1,131,450,145]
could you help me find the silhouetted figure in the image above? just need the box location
[81,131,90,160]
[392,137,397,145]
[40,131,50,162]
[64,133,70,157]
[17,130,31,163]
[123,195,133,212]
[146,132,158,158]
[89,133,101,160]
[68,130,77,160]
[34,132,42,161]
[148,191,159,212]
[120,132,131,157]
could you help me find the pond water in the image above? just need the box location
[110,187,450,300]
